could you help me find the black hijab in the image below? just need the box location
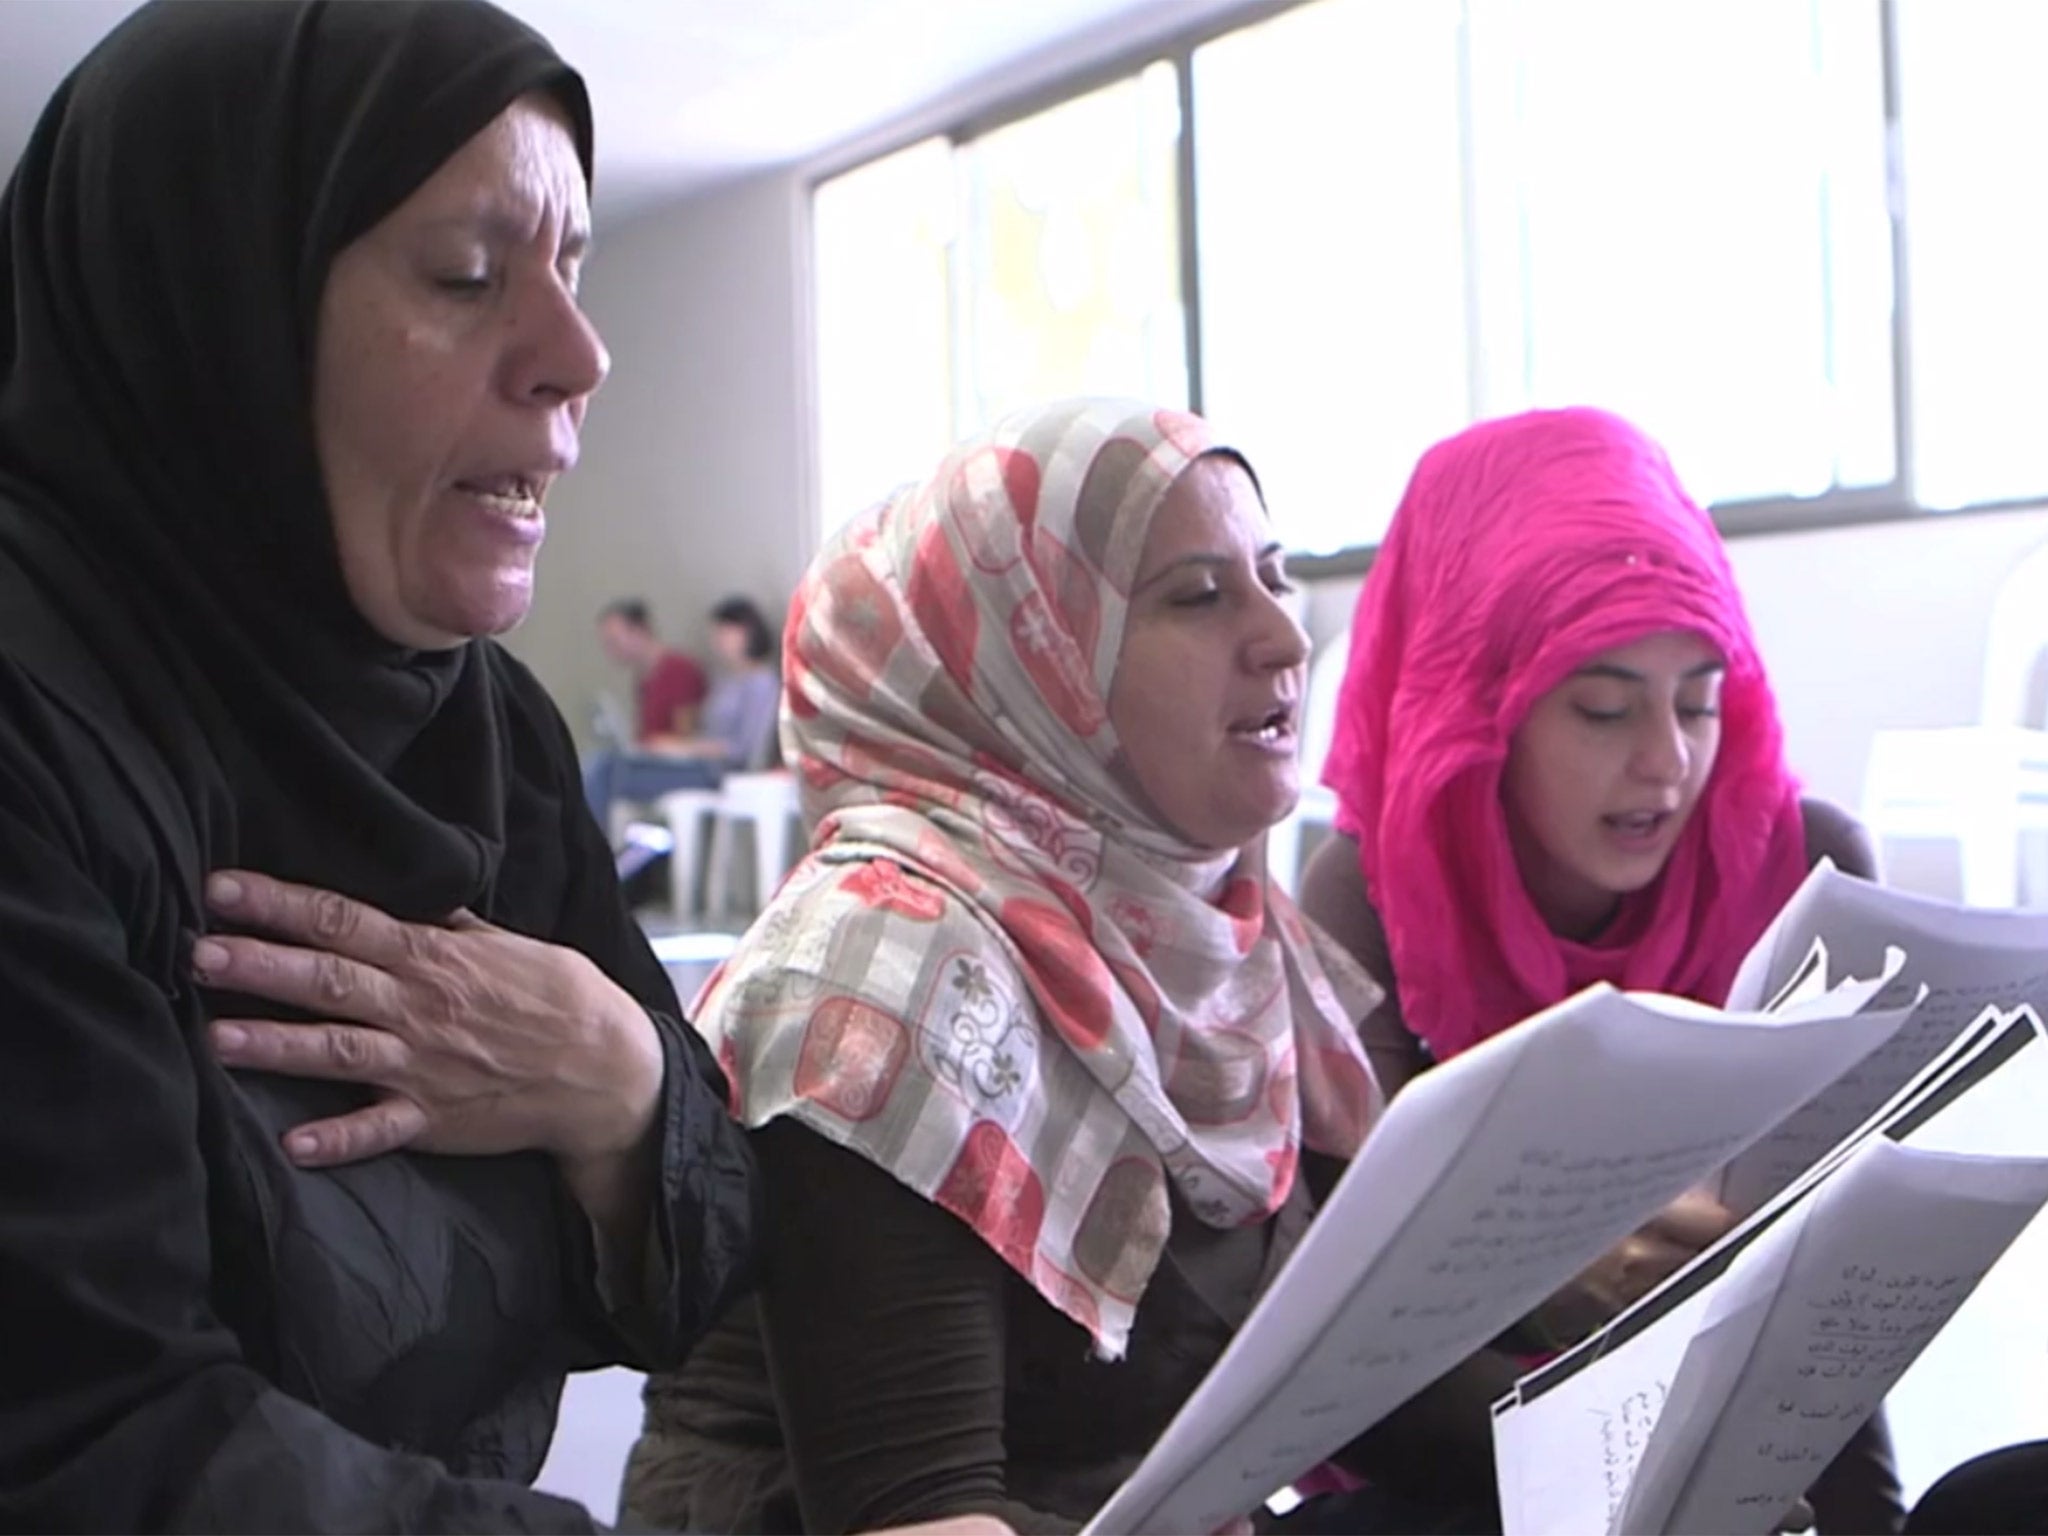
[0,0,595,921]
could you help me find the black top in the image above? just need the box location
[0,2,757,1528]
[629,1122,1504,1536]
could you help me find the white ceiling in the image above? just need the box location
[3,0,1268,221]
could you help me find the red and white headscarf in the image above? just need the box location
[695,399,1381,1356]
[1322,406,1808,1063]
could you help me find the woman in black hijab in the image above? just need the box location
[0,1,756,1529]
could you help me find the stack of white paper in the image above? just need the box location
[1720,862,2048,1214]
[1080,962,1909,1536]
[1494,1009,2048,1536]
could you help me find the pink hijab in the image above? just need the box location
[1321,407,1807,1062]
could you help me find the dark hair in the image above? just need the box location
[600,597,654,633]
[710,595,775,662]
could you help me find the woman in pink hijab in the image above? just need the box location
[1302,405,1901,1532]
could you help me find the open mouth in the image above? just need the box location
[455,473,545,519]
[1230,703,1297,747]
[1604,809,1674,841]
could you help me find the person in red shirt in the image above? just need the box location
[585,598,721,830]
[597,598,708,746]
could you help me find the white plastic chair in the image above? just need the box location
[1268,627,1349,895]
[655,785,724,917]
[658,769,803,919]
[703,769,804,916]
[647,680,795,919]
[1862,538,2048,907]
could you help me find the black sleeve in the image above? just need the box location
[1811,1411,1906,1535]
[1329,1352,1518,1500]
[751,1119,1078,1536]
[564,1002,762,1374]
[1296,832,1430,1098]
[1800,795,1883,884]
[544,734,761,1373]
[0,728,601,1532]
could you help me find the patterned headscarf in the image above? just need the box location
[696,399,1381,1356]
[1322,407,1808,1062]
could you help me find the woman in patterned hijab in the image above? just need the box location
[628,399,1410,1536]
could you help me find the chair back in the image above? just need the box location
[1979,538,2048,727]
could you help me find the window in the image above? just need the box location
[810,0,2044,558]
[1196,0,1891,553]
[811,72,1183,543]
[1464,0,1893,510]
[813,138,956,542]
[1196,3,1474,557]
[1896,0,2048,510]
[1193,2,1471,555]
[953,65,1186,437]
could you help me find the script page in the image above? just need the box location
[1084,974,1906,1536]
[1721,864,2048,1213]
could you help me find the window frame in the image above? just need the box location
[805,0,2045,575]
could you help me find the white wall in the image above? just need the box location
[503,171,813,741]
[1732,509,2048,810]
[535,1367,642,1524]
